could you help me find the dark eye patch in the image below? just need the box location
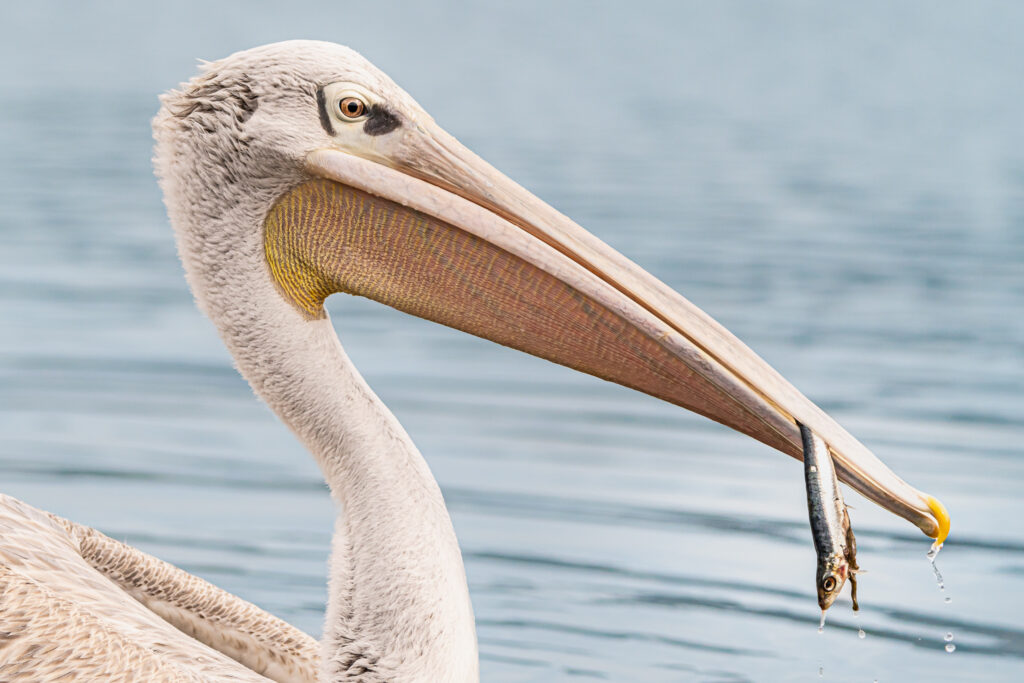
[316,87,335,136]
[364,105,401,136]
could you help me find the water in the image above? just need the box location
[929,549,946,591]
[2,1,1022,681]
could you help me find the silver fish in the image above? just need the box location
[800,421,859,613]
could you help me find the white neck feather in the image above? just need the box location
[157,156,479,682]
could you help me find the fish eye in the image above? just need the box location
[338,96,367,120]
[822,576,836,592]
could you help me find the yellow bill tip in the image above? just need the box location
[925,495,951,546]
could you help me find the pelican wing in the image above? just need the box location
[0,495,319,683]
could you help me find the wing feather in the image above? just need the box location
[0,494,320,683]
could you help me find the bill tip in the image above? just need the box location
[925,495,950,546]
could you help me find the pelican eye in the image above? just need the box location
[338,97,367,120]
[822,576,837,592]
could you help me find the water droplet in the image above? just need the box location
[944,596,952,604]
[809,465,817,472]
[928,549,945,592]
[818,666,824,677]
[944,632,954,642]
[818,611,826,633]
[945,643,956,653]
[858,629,866,639]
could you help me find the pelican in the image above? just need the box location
[0,40,949,682]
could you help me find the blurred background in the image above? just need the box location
[1,1,1022,680]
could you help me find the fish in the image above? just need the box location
[800,421,860,614]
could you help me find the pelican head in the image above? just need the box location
[153,40,948,542]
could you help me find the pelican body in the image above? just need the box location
[0,41,949,682]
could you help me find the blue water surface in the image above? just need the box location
[1,2,1022,681]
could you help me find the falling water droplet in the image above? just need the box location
[818,611,826,634]
[944,632,954,642]
[818,666,824,677]
[944,596,952,604]
[945,643,956,653]
[858,629,866,639]
[927,546,945,591]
